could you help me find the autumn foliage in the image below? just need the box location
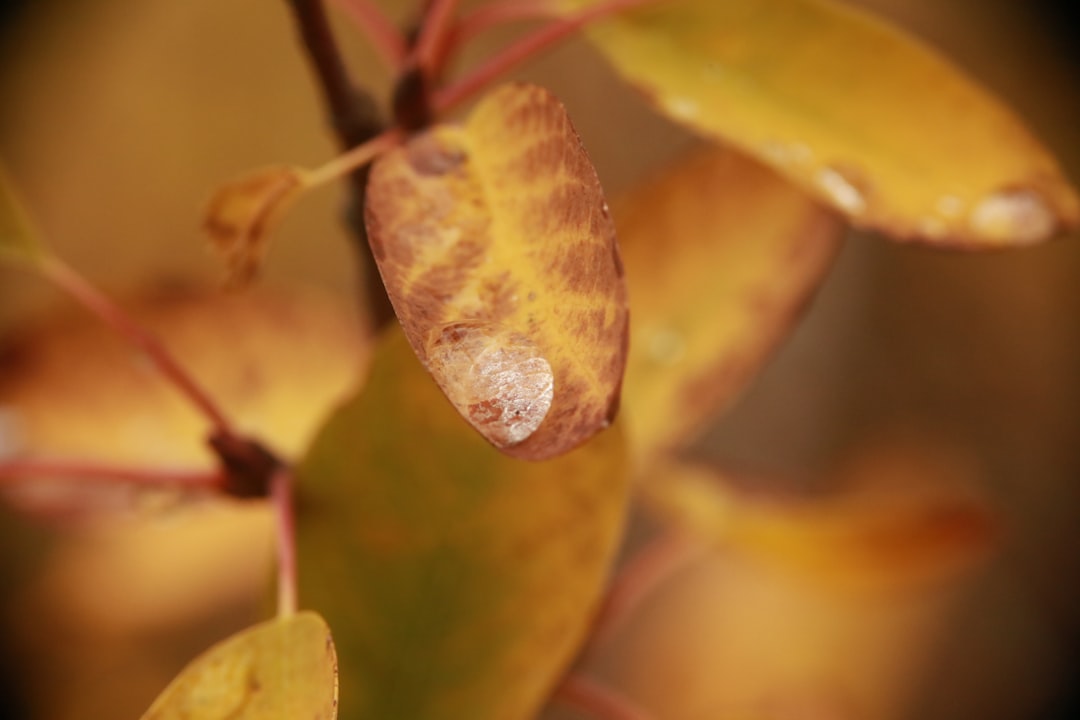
[0,0,1077,719]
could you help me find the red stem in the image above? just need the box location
[329,0,407,69]
[588,531,699,650]
[272,468,299,617]
[0,458,224,491]
[554,675,654,720]
[38,258,237,439]
[451,0,552,48]
[412,0,463,74]
[433,0,661,114]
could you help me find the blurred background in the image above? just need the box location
[0,0,1078,718]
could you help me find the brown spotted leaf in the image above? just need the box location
[0,166,48,265]
[561,0,1080,245]
[296,327,629,720]
[620,146,842,461]
[140,611,338,720]
[203,165,306,285]
[364,83,628,461]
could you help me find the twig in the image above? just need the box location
[450,0,552,50]
[271,468,299,617]
[283,0,395,328]
[411,0,462,75]
[329,0,407,70]
[553,675,654,720]
[0,459,224,491]
[587,530,698,651]
[39,257,237,439]
[433,0,661,115]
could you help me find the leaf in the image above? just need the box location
[0,167,48,264]
[641,460,996,591]
[296,327,629,720]
[619,145,841,461]
[203,165,306,286]
[561,0,1080,246]
[364,83,629,461]
[140,611,338,720]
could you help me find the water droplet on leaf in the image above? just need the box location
[426,322,554,448]
[970,188,1055,244]
[817,167,866,215]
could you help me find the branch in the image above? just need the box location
[553,675,655,720]
[587,530,698,652]
[39,257,237,439]
[283,0,395,328]
[0,459,224,491]
[434,0,661,115]
[329,0,407,70]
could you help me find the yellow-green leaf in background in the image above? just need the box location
[0,167,48,265]
[561,0,1080,246]
[364,83,629,461]
[641,460,996,591]
[296,327,629,720]
[203,165,306,286]
[140,611,338,720]
[619,145,841,461]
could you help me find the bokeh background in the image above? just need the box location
[0,0,1078,718]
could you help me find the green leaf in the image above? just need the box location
[296,327,629,720]
[365,83,629,461]
[0,167,48,264]
[562,0,1080,246]
[139,611,338,720]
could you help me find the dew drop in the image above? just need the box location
[426,322,554,448]
[970,188,1056,245]
[761,141,813,168]
[935,195,965,219]
[646,327,685,367]
[817,167,866,215]
[664,96,700,121]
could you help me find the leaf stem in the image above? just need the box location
[283,0,396,329]
[453,0,553,47]
[553,675,654,720]
[329,0,408,70]
[272,467,299,617]
[588,530,698,650]
[39,257,237,439]
[303,127,405,188]
[433,0,661,114]
[411,0,463,75]
[0,458,225,491]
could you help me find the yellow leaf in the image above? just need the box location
[620,146,841,460]
[562,0,1080,245]
[140,611,338,720]
[0,166,48,265]
[203,165,306,286]
[642,460,996,591]
[296,327,629,720]
[364,83,629,461]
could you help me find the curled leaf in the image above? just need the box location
[364,83,629,461]
[140,611,338,720]
[296,327,629,720]
[564,0,1080,245]
[620,146,842,461]
[0,167,48,265]
[203,165,306,285]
